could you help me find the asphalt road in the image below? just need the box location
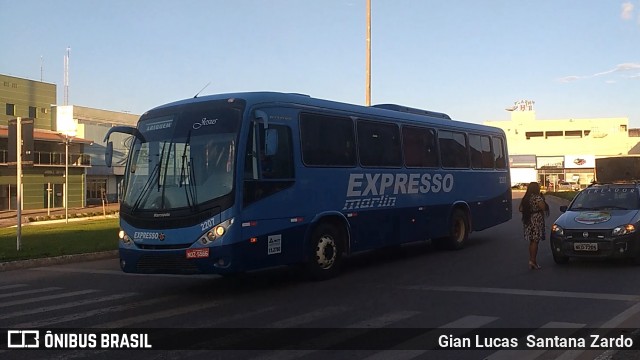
[1,193,640,360]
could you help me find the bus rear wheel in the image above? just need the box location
[306,223,344,280]
[434,209,468,250]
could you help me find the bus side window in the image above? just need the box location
[259,125,294,179]
[492,136,506,169]
[243,123,294,207]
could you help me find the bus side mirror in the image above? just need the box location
[105,141,114,168]
[264,129,278,156]
[559,205,567,212]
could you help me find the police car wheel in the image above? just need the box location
[553,253,570,264]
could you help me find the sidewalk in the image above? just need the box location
[0,203,121,228]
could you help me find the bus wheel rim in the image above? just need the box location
[316,235,336,269]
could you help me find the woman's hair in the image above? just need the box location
[520,182,541,224]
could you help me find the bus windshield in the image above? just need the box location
[122,104,242,211]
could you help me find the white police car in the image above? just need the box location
[550,183,640,264]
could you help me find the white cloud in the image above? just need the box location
[559,63,640,83]
[621,1,634,20]
[558,75,581,83]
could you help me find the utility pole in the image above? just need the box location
[365,0,371,106]
[16,117,22,251]
[65,135,69,223]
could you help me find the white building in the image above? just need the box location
[484,100,639,188]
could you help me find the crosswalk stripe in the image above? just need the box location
[252,311,421,360]
[161,306,352,360]
[139,306,280,360]
[0,284,28,291]
[0,287,61,299]
[92,300,228,329]
[554,302,640,360]
[402,285,640,302]
[484,322,585,360]
[362,315,500,360]
[10,297,172,328]
[269,306,348,328]
[0,293,137,320]
[30,266,219,279]
[0,289,99,309]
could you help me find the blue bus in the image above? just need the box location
[104,92,511,279]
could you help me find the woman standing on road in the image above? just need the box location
[519,182,550,270]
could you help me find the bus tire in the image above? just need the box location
[434,209,468,250]
[306,223,344,281]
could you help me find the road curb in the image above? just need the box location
[0,250,118,272]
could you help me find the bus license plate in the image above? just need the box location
[574,243,598,251]
[186,248,210,259]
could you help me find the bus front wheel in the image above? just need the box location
[434,209,468,250]
[306,223,344,280]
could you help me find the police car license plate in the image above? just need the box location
[186,248,210,259]
[574,243,598,251]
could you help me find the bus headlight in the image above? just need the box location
[214,225,225,237]
[119,230,132,245]
[200,218,234,245]
[612,224,635,236]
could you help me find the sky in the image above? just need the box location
[1,0,639,126]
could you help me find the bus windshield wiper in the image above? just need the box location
[131,161,160,212]
[131,142,167,211]
[179,131,198,210]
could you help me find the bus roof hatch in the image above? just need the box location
[372,104,451,120]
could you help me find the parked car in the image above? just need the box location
[511,183,528,190]
[557,181,580,191]
[550,182,640,264]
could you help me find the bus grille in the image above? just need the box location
[136,254,200,273]
[137,243,192,250]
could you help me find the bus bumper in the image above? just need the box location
[119,245,240,275]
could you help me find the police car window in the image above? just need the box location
[573,188,638,210]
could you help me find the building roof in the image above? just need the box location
[0,126,93,144]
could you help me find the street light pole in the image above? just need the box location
[365,0,371,106]
[16,117,22,251]
[65,134,69,224]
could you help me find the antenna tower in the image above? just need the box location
[64,47,70,105]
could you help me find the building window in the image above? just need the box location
[621,125,627,132]
[6,103,15,116]
[29,106,37,118]
[545,131,563,138]
[565,130,582,138]
[525,131,543,139]
[87,178,108,201]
